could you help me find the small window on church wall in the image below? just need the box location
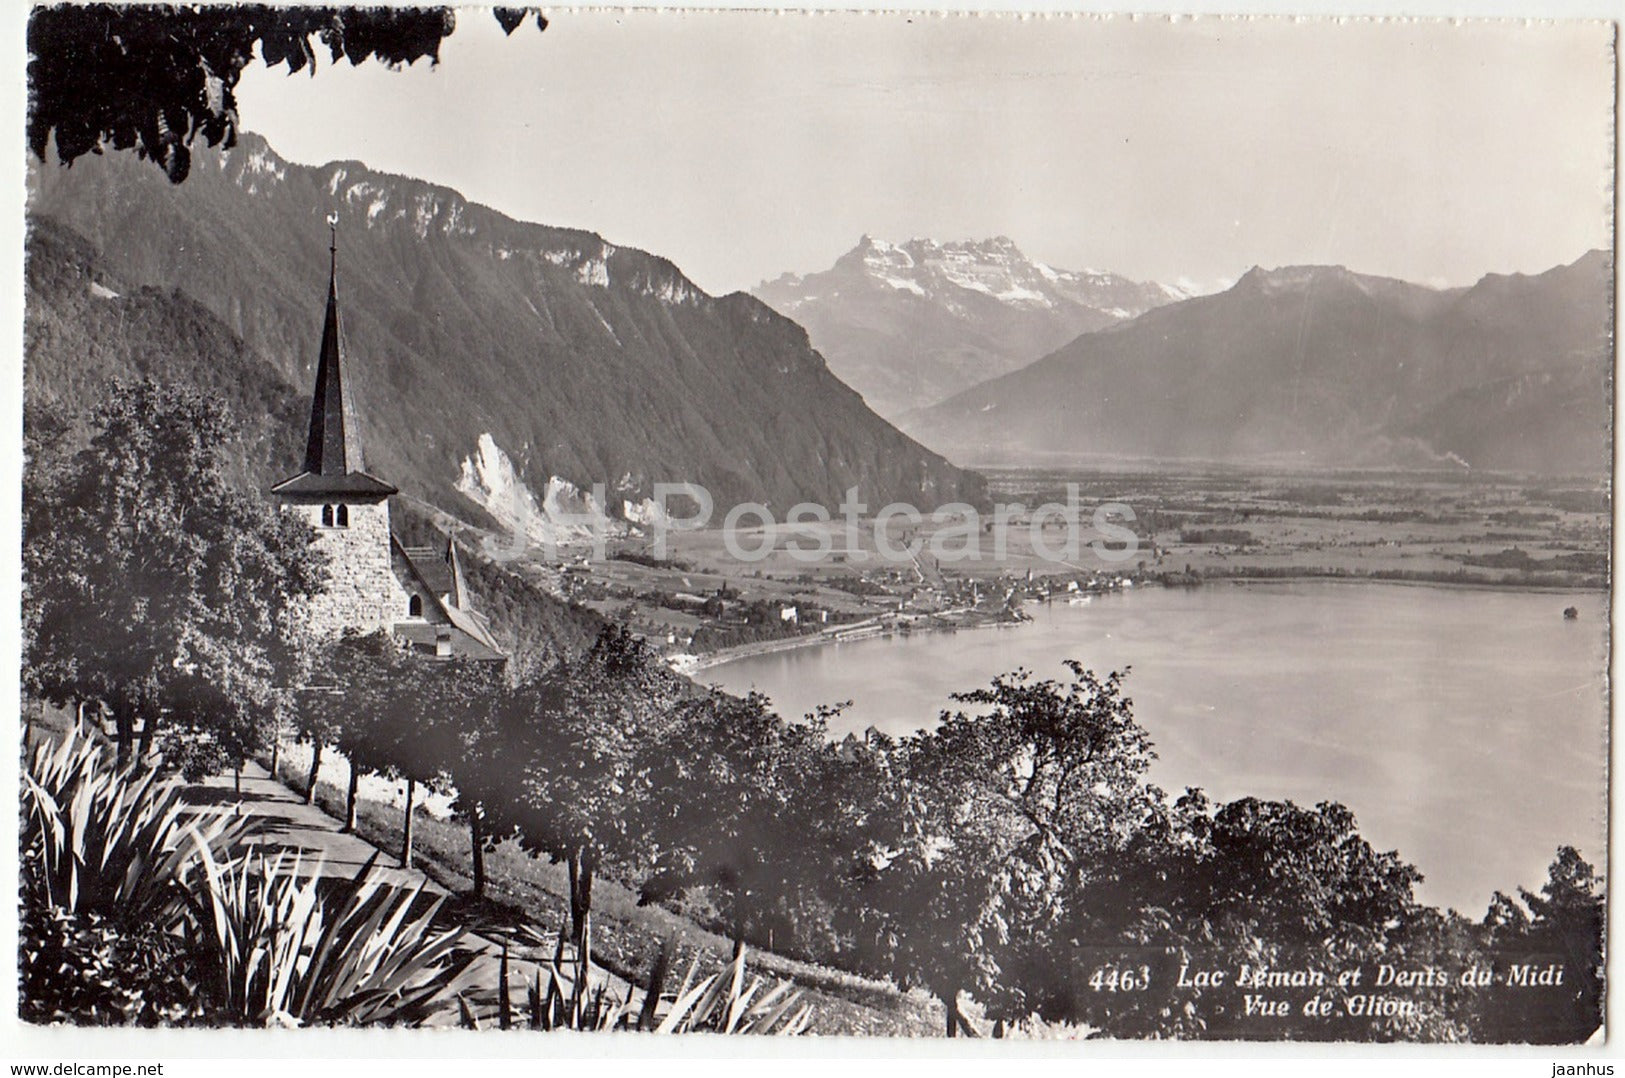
[409,595,423,617]
[336,504,350,527]
[321,504,334,527]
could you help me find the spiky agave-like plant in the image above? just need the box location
[187,848,482,1027]
[649,945,814,1034]
[458,934,813,1034]
[22,728,254,928]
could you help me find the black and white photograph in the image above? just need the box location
[11,1,1615,1054]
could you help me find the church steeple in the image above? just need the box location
[305,220,364,476]
[272,218,397,498]
[269,222,503,661]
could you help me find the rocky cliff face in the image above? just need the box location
[27,133,985,521]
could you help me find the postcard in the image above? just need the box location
[13,3,1614,1053]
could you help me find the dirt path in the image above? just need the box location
[186,761,635,1025]
[191,762,440,890]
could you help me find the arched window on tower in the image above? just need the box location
[321,504,334,527]
[336,504,350,527]
[409,595,423,618]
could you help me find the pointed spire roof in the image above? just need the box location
[305,232,363,476]
[273,218,397,498]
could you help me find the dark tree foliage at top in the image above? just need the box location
[27,4,546,183]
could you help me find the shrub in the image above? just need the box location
[22,729,253,929]
[19,904,206,1026]
[186,849,481,1027]
[22,730,480,1028]
[457,936,813,1034]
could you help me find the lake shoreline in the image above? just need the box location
[1203,572,1608,597]
[691,571,1606,676]
[684,607,1027,674]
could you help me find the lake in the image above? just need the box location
[704,580,1609,914]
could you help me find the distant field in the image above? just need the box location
[654,466,1608,587]
[472,466,1606,661]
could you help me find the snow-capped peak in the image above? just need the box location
[813,234,1182,318]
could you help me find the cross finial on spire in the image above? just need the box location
[327,211,339,276]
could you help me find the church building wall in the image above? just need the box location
[284,496,411,638]
[391,546,451,627]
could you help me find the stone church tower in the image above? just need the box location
[272,229,410,638]
[272,227,504,662]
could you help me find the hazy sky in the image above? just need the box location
[238,11,1614,295]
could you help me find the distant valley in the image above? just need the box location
[753,235,1185,418]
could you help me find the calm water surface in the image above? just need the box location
[705,581,1609,913]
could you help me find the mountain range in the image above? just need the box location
[900,255,1612,475]
[25,131,985,539]
[25,124,1608,547]
[753,235,1184,418]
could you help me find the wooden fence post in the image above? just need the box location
[401,777,416,870]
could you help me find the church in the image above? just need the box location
[271,229,504,664]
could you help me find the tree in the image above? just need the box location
[487,626,685,958]
[27,5,545,183]
[429,659,510,897]
[636,692,839,961]
[841,663,1160,1035]
[1475,846,1605,1043]
[294,632,381,828]
[23,378,325,773]
[308,631,501,870]
[1048,790,1436,1039]
[293,634,368,812]
[391,657,500,872]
